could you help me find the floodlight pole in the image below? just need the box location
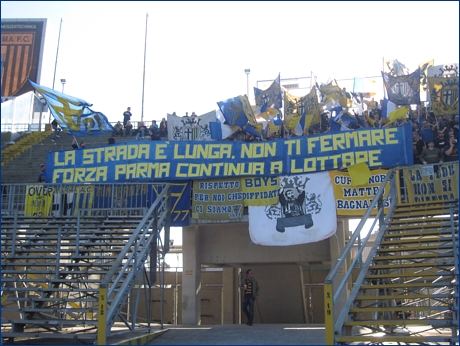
[52,19,63,91]
[50,18,63,123]
[245,69,250,98]
[141,13,148,123]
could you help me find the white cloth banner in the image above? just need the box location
[167,111,215,141]
[428,64,459,78]
[249,171,337,246]
[216,108,234,139]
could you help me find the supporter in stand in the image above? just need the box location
[51,119,61,142]
[420,140,443,166]
[149,120,159,136]
[412,132,424,164]
[113,121,123,136]
[444,135,459,162]
[419,120,435,145]
[159,118,168,137]
[135,122,147,140]
[124,120,133,136]
[434,131,448,154]
[71,136,86,149]
[123,107,132,127]
[38,164,46,183]
[148,129,161,141]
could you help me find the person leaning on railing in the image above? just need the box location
[420,140,443,174]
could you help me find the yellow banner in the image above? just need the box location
[404,162,458,203]
[329,169,394,216]
[242,176,279,206]
[192,179,243,220]
[24,184,54,216]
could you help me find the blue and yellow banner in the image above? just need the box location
[47,123,413,184]
[29,80,114,136]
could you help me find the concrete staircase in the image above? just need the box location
[338,200,459,344]
[1,131,52,167]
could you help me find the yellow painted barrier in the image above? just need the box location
[97,286,107,345]
[324,283,334,344]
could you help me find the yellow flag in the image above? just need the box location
[364,111,374,125]
[363,99,377,110]
[348,163,371,187]
[288,115,302,129]
[389,106,408,123]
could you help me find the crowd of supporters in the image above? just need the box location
[108,104,458,163]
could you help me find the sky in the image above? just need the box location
[2,1,459,125]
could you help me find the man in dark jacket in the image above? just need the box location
[240,269,260,326]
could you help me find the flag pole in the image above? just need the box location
[141,13,148,123]
[50,18,63,123]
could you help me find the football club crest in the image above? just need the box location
[172,117,211,141]
[264,175,322,233]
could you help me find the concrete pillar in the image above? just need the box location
[181,226,201,325]
[221,267,236,324]
[329,219,349,319]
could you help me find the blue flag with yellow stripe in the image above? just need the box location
[29,80,114,136]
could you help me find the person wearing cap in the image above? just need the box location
[38,164,46,183]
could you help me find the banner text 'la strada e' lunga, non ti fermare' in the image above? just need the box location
[47,123,413,183]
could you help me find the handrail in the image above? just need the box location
[97,183,171,345]
[325,168,396,284]
[324,168,398,344]
[324,163,459,344]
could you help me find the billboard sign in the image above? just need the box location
[1,18,47,97]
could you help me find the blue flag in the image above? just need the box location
[381,68,421,105]
[244,123,262,138]
[29,80,115,136]
[209,121,222,139]
[271,114,284,126]
[217,95,252,128]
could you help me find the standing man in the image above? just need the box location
[240,269,260,326]
[123,107,132,128]
[37,164,46,183]
[51,119,61,142]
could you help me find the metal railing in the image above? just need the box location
[324,163,459,344]
[1,182,172,344]
[97,183,171,345]
[324,168,399,344]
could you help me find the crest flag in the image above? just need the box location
[428,77,459,116]
[248,172,337,246]
[382,69,421,105]
[419,59,434,92]
[167,111,214,141]
[254,74,282,112]
[428,64,459,78]
[217,94,257,129]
